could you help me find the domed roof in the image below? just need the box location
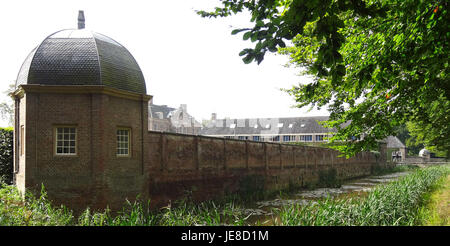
[16,29,146,94]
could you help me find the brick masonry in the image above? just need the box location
[14,87,389,212]
[145,131,388,208]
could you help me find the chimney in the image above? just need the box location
[180,104,187,112]
[78,10,85,29]
[211,113,217,121]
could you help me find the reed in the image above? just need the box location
[278,165,450,226]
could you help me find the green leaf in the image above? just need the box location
[243,31,252,40]
[242,54,254,64]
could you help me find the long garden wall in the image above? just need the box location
[145,131,388,207]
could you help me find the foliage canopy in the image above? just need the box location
[0,128,13,184]
[198,0,449,156]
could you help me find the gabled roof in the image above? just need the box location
[200,116,334,135]
[149,103,175,119]
[385,136,406,148]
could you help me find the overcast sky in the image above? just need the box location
[0,0,328,127]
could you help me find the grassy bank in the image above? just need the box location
[417,174,450,225]
[0,183,248,226]
[0,185,73,225]
[1,165,447,226]
[279,165,450,226]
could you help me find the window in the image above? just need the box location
[55,127,76,155]
[272,135,280,142]
[315,135,325,142]
[252,136,260,141]
[117,128,130,156]
[238,136,248,140]
[299,135,312,142]
[282,135,297,142]
[20,125,24,156]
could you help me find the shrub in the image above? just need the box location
[0,127,13,185]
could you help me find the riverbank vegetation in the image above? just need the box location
[279,165,450,225]
[0,165,448,226]
[417,174,450,225]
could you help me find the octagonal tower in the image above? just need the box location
[12,11,152,211]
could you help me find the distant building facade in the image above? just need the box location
[200,115,334,143]
[148,100,175,132]
[148,100,202,134]
[200,115,407,153]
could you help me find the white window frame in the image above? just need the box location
[117,128,131,157]
[300,135,313,142]
[315,135,325,142]
[54,126,77,156]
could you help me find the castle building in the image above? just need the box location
[12,11,151,210]
[200,115,335,143]
[148,100,202,134]
[200,115,406,155]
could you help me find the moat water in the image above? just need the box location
[238,171,411,225]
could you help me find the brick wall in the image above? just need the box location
[15,88,149,212]
[146,131,385,207]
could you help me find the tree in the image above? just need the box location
[0,127,13,184]
[0,84,15,127]
[198,0,449,156]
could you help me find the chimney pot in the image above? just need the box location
[78,10,85,29]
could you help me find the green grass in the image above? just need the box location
[0,183,249,226]
[278,165,450,226]
[416,174,450,226]
[0,184,73,225]
[371,164,419,176]
[77,199,249,226]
